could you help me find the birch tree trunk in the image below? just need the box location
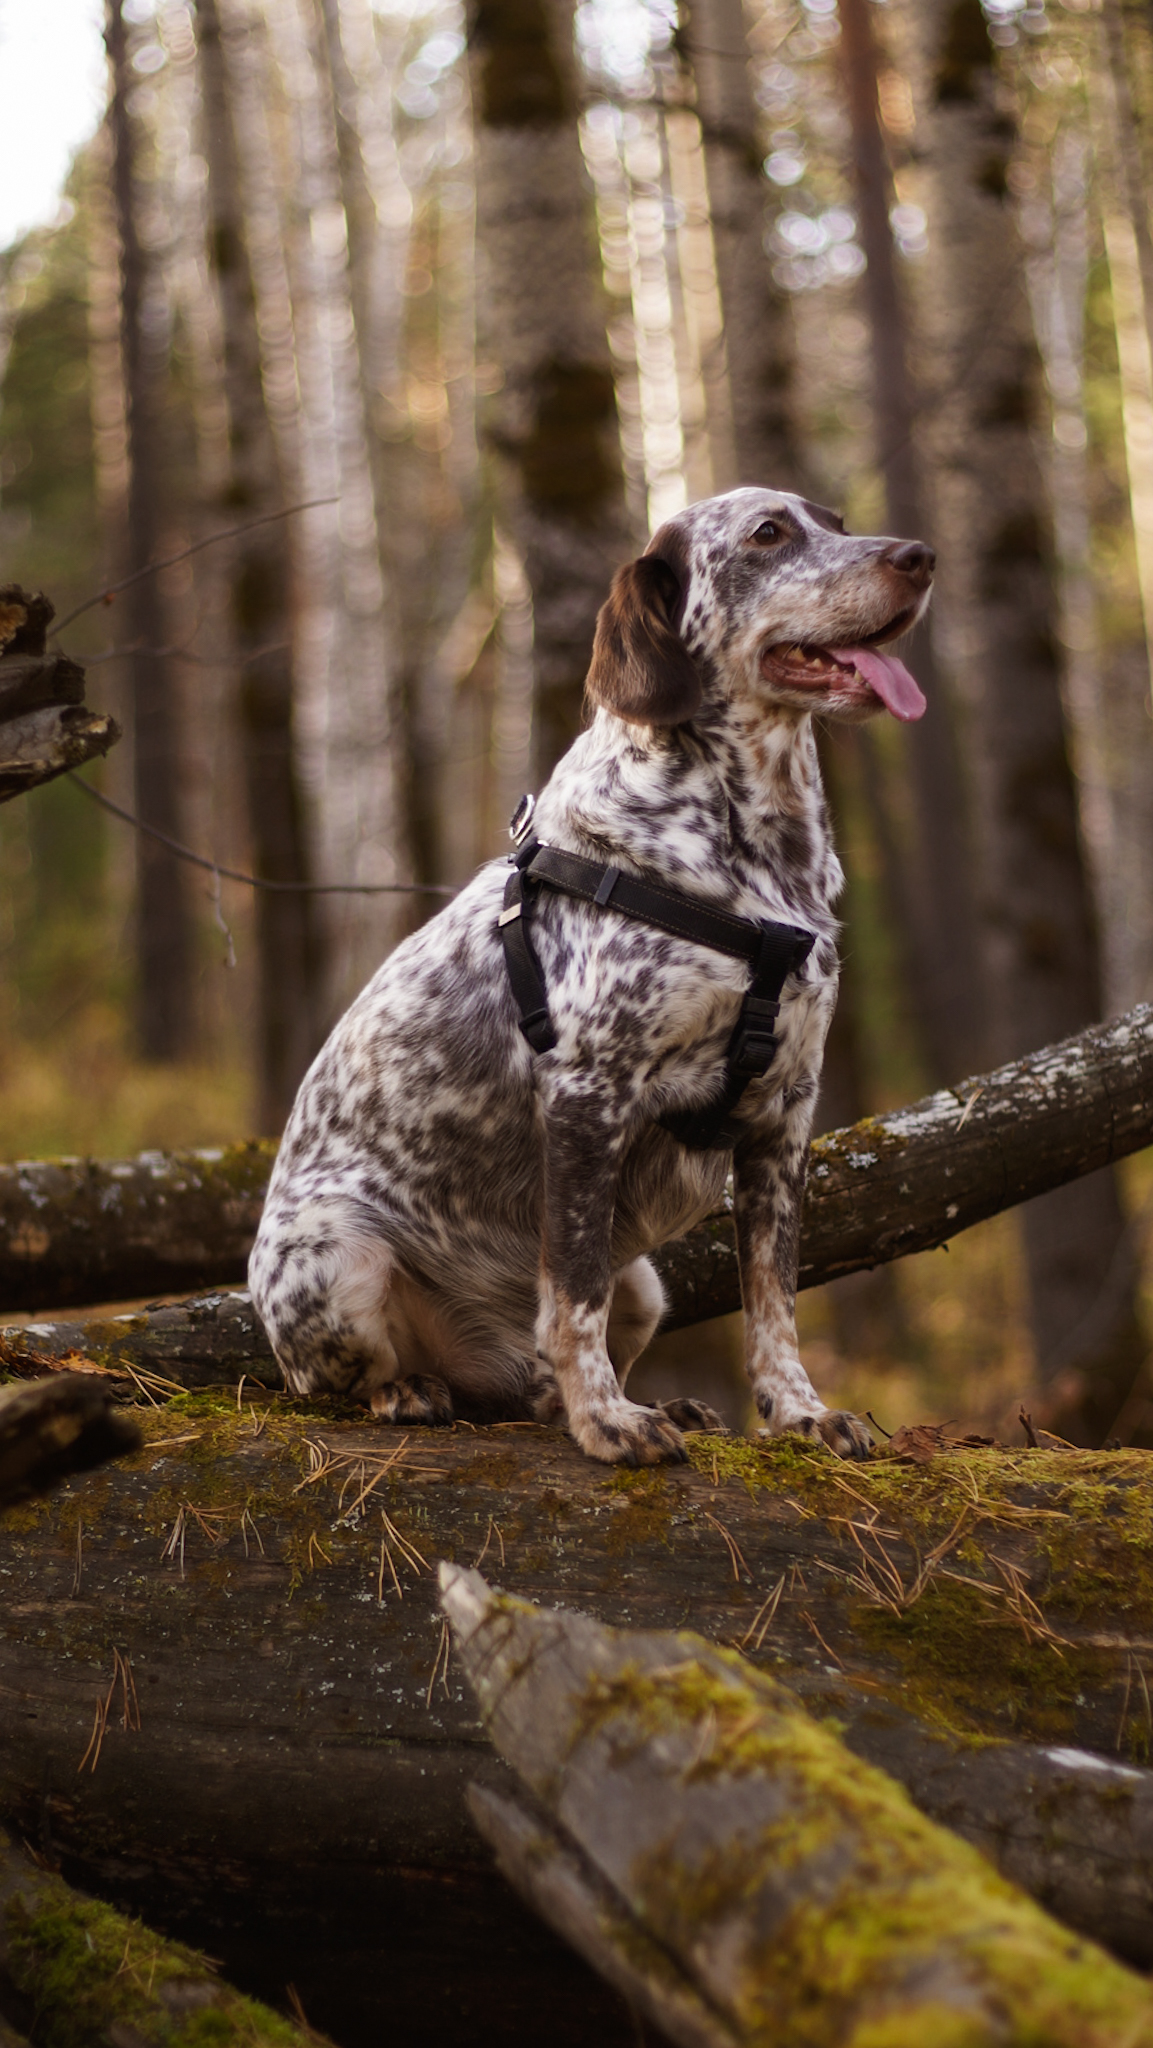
[466,0,635,784]
[265,0,405,1011]
[105,0,195,1060]
[837,0,986,1085]
[908,0,1144,1443]
[317,0,480,906]
[686,0,802,493]
[196,0,326,1134]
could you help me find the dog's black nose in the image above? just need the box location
[887,540,936,585]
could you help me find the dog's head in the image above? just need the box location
[585,487,933,729]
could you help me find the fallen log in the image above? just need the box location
[4,1397,1153,2038]
[445,1567,1153,2048]
[1,1006,1150,1323]
[0,587,119,803]
[0,1374,141,1508]
[0,1823,330,2046]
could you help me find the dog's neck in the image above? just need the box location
[537,699,841,930]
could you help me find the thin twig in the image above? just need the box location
[71,1520,83,1599]
[52,499,339,632]
[69,775,454,897]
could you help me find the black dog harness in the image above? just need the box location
[497,797,815,1152]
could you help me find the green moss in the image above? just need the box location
[5,1883,308,2047]
[567,1646,1153,2046]
[600,1468,678,1552]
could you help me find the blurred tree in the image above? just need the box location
[106,0,195,1059]
[318,0,480,911]
[465,0,635,785]
[837,0,985,1086]
[911,0,1145,1444]
[196,0,326,1135]
[686,0,802,492]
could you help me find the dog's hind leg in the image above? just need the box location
[248,1197,454,1424]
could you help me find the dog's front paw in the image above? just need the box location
[762,1408,871,1462]
[370,1374,455,1426]
[659,1397,728,1435]
[573,1398,688,1467]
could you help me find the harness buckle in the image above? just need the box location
[509,793,536,846]
[730,995,781,1078]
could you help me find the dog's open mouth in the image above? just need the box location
[761,627,927,722]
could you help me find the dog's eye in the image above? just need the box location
[751,520,785,546]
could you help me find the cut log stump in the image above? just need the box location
[0,588,119,803]
[3,1396,1153,1996]
[444,1566,1153,2048]
[0,1374,141,1507]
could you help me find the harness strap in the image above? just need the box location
[498,831,815,1152]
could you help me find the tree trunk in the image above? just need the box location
[106,0,196,1061]
[2,1005,1152,1342]
[838,0,986,1085]
[465,0,635,784]
[196,0,326,1136]
[685,0,802,494]
[263,0,405,1013]
[4,1406,1153,1998]
[909,0,1144,1444]
[316,0,480,920]
[447,1567,1153,2045]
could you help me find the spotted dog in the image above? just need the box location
[249,488,933,1466]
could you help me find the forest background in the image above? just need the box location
[2,0,1152,1448]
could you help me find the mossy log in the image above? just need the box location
[445,1567,1153,2048]
[0,1822,330,2046]
[0,1375,141,1508]
[0,588,119,804]
[0,1144,275,1318]
[4,1397,1153,2000]
[1,1007,1151,1321]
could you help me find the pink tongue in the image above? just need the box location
[831,645,927,722]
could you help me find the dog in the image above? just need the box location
[249,487,932,1466]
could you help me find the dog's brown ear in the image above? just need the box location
[585,555,701,727]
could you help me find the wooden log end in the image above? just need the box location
[443,1571,1153,2046]
[0,1374,143,1507]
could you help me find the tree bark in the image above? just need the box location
[195,0,326,1136]
[0,588,119,803]
[106,0,196,1061]
[4,1410,1153,1985]
[465,0,636,784]
[263,0,405,1012]
[2,1005,1151,1336]
[909,0,1143,1443]
[686,0,802,494]
[837,0,986,1085]
[446,1567,1153,2045]
[0,1823,330,2047]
